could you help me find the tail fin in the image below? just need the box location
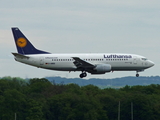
[11,27,50,55]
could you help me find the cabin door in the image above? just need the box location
[133,57,137,64]
[40,57,44,65]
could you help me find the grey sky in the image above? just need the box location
[0,0,159,79]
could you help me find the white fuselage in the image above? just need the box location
[14,53,154,73]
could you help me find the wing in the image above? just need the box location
[72,57,94,69]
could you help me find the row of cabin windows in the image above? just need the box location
[52,59,73,61]
[52,59,129,61]
[107,59,129,61]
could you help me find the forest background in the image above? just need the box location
[0,76,160,120]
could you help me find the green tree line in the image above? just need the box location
[0,77,160,120]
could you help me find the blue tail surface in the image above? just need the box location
[12,27,50,55]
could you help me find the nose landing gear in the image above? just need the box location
[136,71,139,77]
[79,72,87,78]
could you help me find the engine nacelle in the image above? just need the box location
[92,64,111,74]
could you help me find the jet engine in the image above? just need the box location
[91,64,111,74]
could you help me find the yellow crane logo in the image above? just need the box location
[17,38,27,47]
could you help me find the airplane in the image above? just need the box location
[11,27,154,78]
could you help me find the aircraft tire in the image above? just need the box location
[80,74,84,78]
[136,74,139,77]
[80,72,87,78]
[83,72,87,77]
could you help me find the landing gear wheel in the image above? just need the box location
[136,73,139,77]
[79,72,87,78]
[80,74,84,78]
[83,72,87,77]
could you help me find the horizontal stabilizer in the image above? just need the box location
[12,53,30,59]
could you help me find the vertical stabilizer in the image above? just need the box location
[12,27,50,55]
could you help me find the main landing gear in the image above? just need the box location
[79,72,87,78]
[136,71,139,77]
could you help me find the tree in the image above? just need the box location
[25,99,44,120]
[1,89,26,119]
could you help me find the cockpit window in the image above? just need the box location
[142,58,147,61]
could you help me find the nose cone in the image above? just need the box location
[148,60,155,67]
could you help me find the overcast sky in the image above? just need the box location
[0,0,159,79]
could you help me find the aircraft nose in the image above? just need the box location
[148,60,155,67]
